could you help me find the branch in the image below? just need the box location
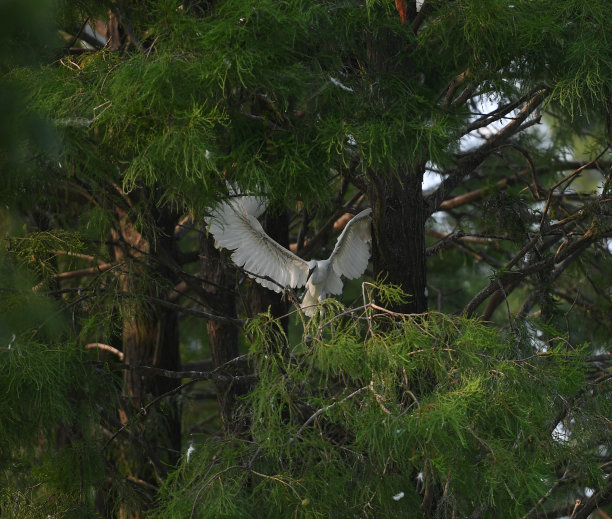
[103,355,254,450]
[50,262,117,281]
[124,358,254,384]
[142,295,244,325]
[520,469,571,519]
[411,0,434,34]
[174,215,195,240]
[35,285,243,326]
[463,234,543,318]
[426,230,505,268]
[539,147,610,229]
[462,92,533,135]
[437,171,529,212]
[451,82,478,108]
[112,1,144,52]
[467,224,607,319]
[573,479,612,519]
[438,68,471,108]
[84,342,124,360]
[519,236,607,319]
[426,88,548,216]
[434,160,610,214]
[295,386,368,437]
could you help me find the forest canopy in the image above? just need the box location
[1,0,611,518]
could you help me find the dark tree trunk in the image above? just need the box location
[369,170,428,314]
[112,203,181,519]
[199,229,243,433]
[365,26,428,314]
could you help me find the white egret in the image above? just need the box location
[207,191,372,316]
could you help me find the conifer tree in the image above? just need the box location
[1,0,611,518]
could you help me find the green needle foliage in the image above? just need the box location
[2,0,611,517]
[0,252,118,518]
[153,290,607,518]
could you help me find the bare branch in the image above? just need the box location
[573,479,612,519]
[51,262,117,281]
[426,88,549,216]
[84,342,124,360]
[438,68,471,108]
[124,360,254,384]
[142,295,244,325]
[463,93,532,135]
[467,222,608,319]
[296,386,368,437]
[540,147,610,229]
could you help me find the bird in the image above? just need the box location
[207,189,372,316]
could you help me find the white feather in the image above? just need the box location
[207,193,372,316]
[329,208,373,280]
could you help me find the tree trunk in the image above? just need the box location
[365,25,428,314]
[199,229,243,433]
[369,170,428,314]
[112,204,181,519]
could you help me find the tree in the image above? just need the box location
[1,0,611,517]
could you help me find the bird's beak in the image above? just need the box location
[306,265,316,282]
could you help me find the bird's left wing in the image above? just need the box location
[208,197,310,293]
[328,208,372,288]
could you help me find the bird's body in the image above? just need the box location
[207,190,372,316]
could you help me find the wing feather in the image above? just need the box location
[208,196,310,292]
[328,208,372,281]
[323,270,344,296]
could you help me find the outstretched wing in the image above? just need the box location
[328,208,372,285]
[208,195,310,292]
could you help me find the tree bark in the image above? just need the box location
[199,229,243,433]
[112,203,181,519]
[369,169,428,314]
[365,26,428,314]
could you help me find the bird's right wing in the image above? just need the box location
[208,196,310,293]
[328,208,372,284]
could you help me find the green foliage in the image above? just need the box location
[0,0,61,188]
[0,337,112,518]
[2,0,611,517]
[8,230,84,280]
[0,245,116,518]
[153,302,608,518]
[0,255,67,343]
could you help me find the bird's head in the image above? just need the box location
[306,260,331,285]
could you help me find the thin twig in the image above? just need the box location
[295,386,368,437]
[540,147,609,229]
